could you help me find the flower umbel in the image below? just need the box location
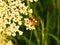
[0,0,37,45]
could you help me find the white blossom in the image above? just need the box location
[24,18,36,30]
[0,0,37,44]
[28,9,33,14]
[29,0,38,2]
[19,31,23,35]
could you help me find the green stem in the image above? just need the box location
[57,0,60,45]
[41,20,44,45]
[39,17,45,45]
[34,30,40,45]
[28,31,32,45]
[57,8,60,45]
[45,11,49,45]
[27,0,33,18]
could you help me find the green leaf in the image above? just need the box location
[48,33,60,44]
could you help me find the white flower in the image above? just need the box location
[29,0,33,2]
[34,0,38,2]
[6,31,11,36]
[19,31,23,35]
[29,0,38,2]
[12,33,16,36]
[28,9,33,13]
[18,21,22,25]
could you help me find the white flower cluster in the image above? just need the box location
[0,0,37,36]
[8,0,29,15]
[0,0,26,36]
[0,0,37,45]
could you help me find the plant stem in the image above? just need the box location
[41,20,44,45]
[28,31,32,45]
[34,30,40,45]
[39,17,45,45]
[45,11,49,45]
[57,0,60,45]
[57,8,60,45]
[27,0,33,18]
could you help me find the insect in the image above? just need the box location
[28,17,38,26]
